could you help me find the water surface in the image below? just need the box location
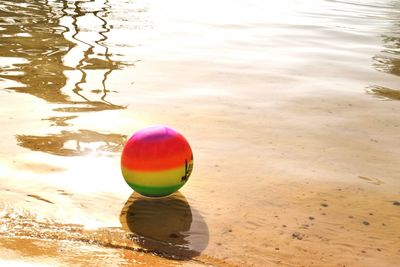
[0,0,399,266]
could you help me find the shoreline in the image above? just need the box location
[1,177,399,267]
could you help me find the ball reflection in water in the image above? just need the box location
[120,192,208,258]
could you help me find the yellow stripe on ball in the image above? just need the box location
[121,161,193,187]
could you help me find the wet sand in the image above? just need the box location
[1,0,400,266]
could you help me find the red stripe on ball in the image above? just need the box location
[121,126,192,171]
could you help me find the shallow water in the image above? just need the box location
[0,0,400,266]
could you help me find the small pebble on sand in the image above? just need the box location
[292,232,304,240]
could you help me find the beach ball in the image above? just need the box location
[121,125,193,197]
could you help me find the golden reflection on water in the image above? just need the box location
[368,86,400,101]
[370,9,400,100]
[373,32,400,76]
[0,0,126,155]
[16,129,126,156]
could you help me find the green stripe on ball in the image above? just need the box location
[126,182,184,197]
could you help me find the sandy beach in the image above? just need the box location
[0,0,399,266]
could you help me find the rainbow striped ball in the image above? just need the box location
[121,125,193,197]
